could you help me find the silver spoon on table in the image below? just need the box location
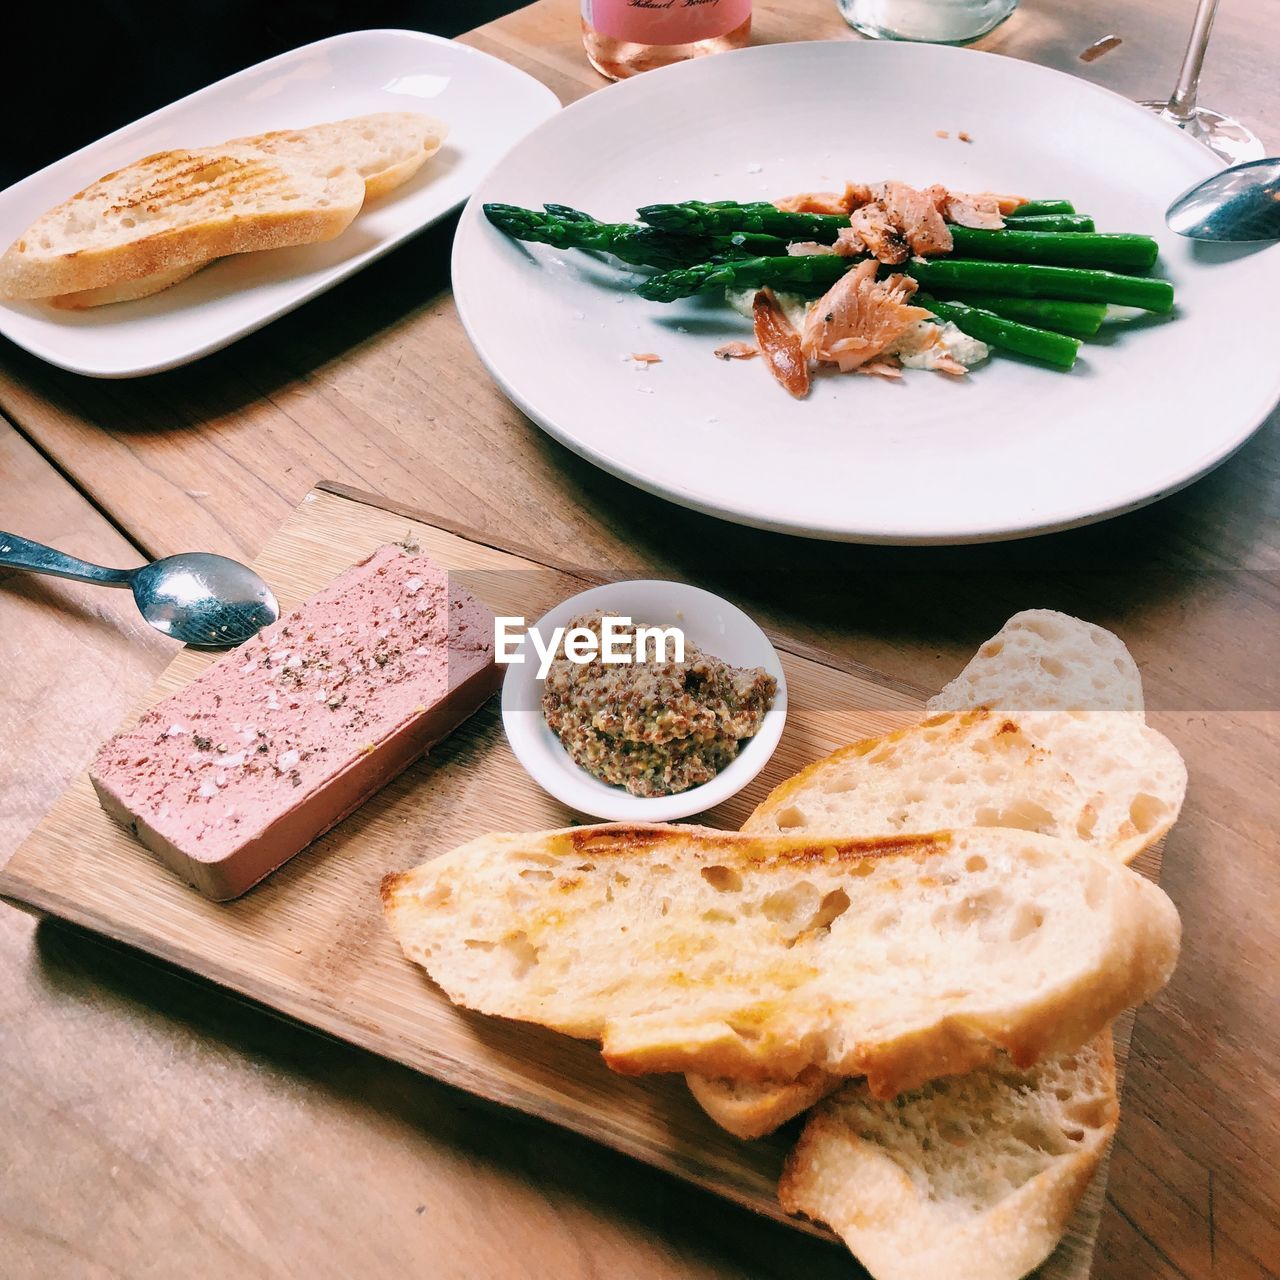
[0,533,278,646]
[1166,157,1280,243]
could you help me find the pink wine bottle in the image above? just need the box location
[581,0,752,81]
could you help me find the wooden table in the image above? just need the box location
[2,2,1276,1276]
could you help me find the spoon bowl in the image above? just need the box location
[0,532,278,647]
[1166,157,1280,242]
[133,553,279,646]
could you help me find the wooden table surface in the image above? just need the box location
[1,1,1276,1277]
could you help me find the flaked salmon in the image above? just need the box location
[801,261,933,374]
[846,204,908,264]
[752,289,811,398]
[854,355,904,379]
[775,182,875,216]
[881,181,954,256]
[988,192,1028,214]
[944,191,1006,229]
[713,340,758,360]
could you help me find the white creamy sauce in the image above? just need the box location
[725,287,812,331]
[896,319,990,370]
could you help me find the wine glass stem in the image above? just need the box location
[1164,0,1221,125]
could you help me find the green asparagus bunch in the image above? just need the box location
[485,192,1174,369]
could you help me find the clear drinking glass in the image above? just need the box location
[1140,0,1263,164]
[837,0,1017,44]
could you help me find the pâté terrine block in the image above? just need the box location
[91,544,499,900]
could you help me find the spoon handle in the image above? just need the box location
[0,532,134,587]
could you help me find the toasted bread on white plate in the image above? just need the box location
[235,112,447,201]
[382,823,1179,1096]
[0,146,365,300]
[47,263,208,310]
[780,1032,1118,1280]
[43,113,447,308]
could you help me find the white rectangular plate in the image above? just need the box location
[0,29,560,378]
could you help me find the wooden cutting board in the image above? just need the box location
[0,483,1157,1278]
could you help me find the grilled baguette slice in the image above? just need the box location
[233,112,447,201]
[688,613,1183,1140]
[382,824,1179,1096]
[742,706,1184,865]
[46,113,446,308]
[780,1032,1118,1280]
[0,146,364,299]
[48,262,207,310]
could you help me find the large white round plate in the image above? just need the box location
[453,40,1280,544]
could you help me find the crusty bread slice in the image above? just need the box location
[231,112,447,201]
[779,1032,1118,1280]
[0,146,364,299]
[382,824,1179,1096]
[47,262,206,309]
[740,706,1183,864]
[927,609,1144,717]
[688,709,1182,1139]
[689,614,1182,1140]
[45,113,446,308]
[686,1069,840,1141]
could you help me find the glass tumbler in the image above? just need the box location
[838,0,1017,44]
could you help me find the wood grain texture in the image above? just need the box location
[0,2,1275,1277]
[1,486,1158,1279]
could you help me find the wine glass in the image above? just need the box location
[1142,0,1263,163]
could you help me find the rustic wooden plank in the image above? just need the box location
[2,484,1154,1279]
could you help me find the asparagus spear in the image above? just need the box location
[905,259,1174,312]
[1004,213,1095,233]
[639,200,848,239]
[639,253,1175,312]
[950,227,1159,269]
[918,295,1081,369]
[1006,200,1076,217]
[641,198,1084,237]
[542,203,597,223]
[640,201,1150,268]
[484,203,713,269]
[486,204,788,268]
[636,255,854,303]
[933,294,1107,338]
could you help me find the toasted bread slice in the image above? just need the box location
[232,112,447,201]
[45,113,446,308]
[689,710,1181,1138]
[927,609,1144,717]
[47,262,207,309]
[0,146,364,299]
[686,1069,840,1141]
[741,706,1184,864]
[382,824,1179,1096]
[689,615,1182,1139]
[780,1032,1118,1280]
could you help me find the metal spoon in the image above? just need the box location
[0,532,278,646]
[1166,157,1280,242]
